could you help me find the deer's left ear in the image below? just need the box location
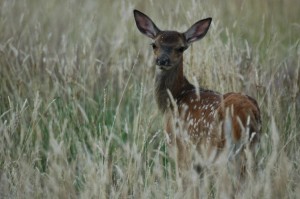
[184,18,212,44]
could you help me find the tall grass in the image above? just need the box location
[0,0,299,198]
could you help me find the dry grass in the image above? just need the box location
[0,0,299,198]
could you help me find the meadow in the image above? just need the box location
[0,0,299,198]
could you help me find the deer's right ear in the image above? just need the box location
[133,10,160,39]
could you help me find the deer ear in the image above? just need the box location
[133,10,160,39]
[184,18,212,44]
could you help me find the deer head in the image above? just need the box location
[133,9,212,71]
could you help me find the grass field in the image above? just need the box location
[0,0,299,198]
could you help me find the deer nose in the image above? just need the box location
[156,55,170,66]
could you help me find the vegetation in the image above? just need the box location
[0,0,299,198]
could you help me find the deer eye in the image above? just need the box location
[176,46,187,52]
[151,43,157,50]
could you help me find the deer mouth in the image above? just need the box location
[157,64,174,71]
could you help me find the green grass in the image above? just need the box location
[0,0,300,198]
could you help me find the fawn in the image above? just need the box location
[133,9,261,190]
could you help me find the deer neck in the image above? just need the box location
[155,60,194,113]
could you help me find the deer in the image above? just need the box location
[133,9,261,195]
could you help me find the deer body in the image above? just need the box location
[133,10,261,181]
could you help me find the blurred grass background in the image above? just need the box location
[0,0,299,198]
